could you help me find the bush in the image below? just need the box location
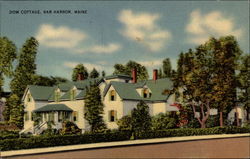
[117,115,132,131]
[0,130,19,140]
[60,121,81,135]
[0,130,132,151]
[151,113,178,130]
[137,126,250,139]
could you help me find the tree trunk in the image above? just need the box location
[220,111,223,127]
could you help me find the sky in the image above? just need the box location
[0,0,249,91]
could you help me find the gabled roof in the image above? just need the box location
[104,78,173,102]
[27,85,56,101]
[105,74,132,80]
[33,104,73,112]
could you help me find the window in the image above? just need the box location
[73,111,78,121]
[27,94,32,102]
[70,89,76,101]
[143,89,149,98]
[109,110,117,122]
[55,91,60,102]
[110,90,116,101]
[24,112,29,121]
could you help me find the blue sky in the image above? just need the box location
[1,1,249,91]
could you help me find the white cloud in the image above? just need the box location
[90,43,122,54]
[36,24,121,54]
[186,9,243,44]
[36,24,87,49]
[118,9,171,52]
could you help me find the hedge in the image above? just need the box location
[1,127,249,151]
[136,126,250,139]
[0,130,132,151]
[0,130,20,140]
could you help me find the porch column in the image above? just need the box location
[54,112,58,123]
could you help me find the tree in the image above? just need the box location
[0,37,17,96]
[237,54,250,121]
[84,82,106,132]
[10,37,38,98]
[101,71,106,77]
[90,68,99,78]
[162,58,172,78]
[72,64,88,81]
[158,68,163,79]
[131,101,151,137]
[32,75,68,86]
[7,94,24,128]
[113,61,149,81]
[209,36,242,127]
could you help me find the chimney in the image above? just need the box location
[153,69,158,81]
[77,73,84,81]
[132,68,137,83]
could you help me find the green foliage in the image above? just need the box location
[151,113,178,130]
[237,55,250,121]
[10,37,38,98]
[101,70,106,77]
[72,64,88,81]
[117,115,132,131]
[206,115,220,128]
[0,130,19,140]
[113,61,149,81]
[6,94,24,128]
[162,58,172,78]
[32,75,68,86]
[0,37,17,95]
[131,101,152,136]
[136,126,250,139]
[0,130,132,151]
[60,121,81,135]
[90,68,99,78]
[158,68,163,79]
[84,83,107,132]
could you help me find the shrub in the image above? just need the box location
[117,115,132,131]
[60,121,81,135]
[137,126,250,139]
[0,130,19,140]
[0,130,132,151]
[151,113,178,130]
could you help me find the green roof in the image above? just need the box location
[28,85,55,101]
[105,78,173,101]
[33,104,73,112]
[105,74,132,80]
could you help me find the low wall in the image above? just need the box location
[2,133,249,158]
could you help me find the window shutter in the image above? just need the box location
[114,110,117,121]
[108,111,111,121]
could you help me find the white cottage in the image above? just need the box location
[21,69,179,134]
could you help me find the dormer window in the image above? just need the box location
[70,89,76,101]
[55,91,60,102]
[110,90,116,101]
[143,89,150,98]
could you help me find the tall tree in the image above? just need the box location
[10,37,38,98]
[237,54,250,121]
[0,37,17,96]
[32,75,68,86]
[158,68,163,79]
[72,64,88,81]
[84,82,106,132]
[90,68,99,78]
[209,36,242,127]
[131,101,151,138]
[162,58,172,78]
[113,61,149,81]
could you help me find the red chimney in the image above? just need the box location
[153,69,158,81]
[77,73,84,81]
[132,68,137,83]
